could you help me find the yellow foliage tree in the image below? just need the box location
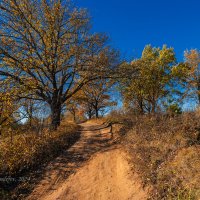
[120,45,177,114]
[0,0,119,130]
[0,79,21,135]
[184,49,200,104]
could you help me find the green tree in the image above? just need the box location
[172,49,200,105]
[120,45,177,114]
[184,49,200,104]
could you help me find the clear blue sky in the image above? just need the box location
[76,0,200,62]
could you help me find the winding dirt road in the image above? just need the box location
[27,122,148,200]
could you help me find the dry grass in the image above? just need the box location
[85,118,107,125]
[0,122,80,199]
[112,111,200,199]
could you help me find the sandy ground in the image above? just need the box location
[27,122,148,200]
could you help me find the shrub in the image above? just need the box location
[117,112,200,199]
[0,122,80,199]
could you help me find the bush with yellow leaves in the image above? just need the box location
[0,123,79,176]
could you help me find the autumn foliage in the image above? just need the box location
[0,0,200,200]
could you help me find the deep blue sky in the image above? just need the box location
[76,0,200,62]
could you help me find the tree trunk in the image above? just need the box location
[29,115,32,127]
[29,103,33,127]
[138,98,144,114]
[50,103,62,130]
[151,101,156,114]
[95,108,99,118]
[88,110,92,119]
[73,111,76,122]
[94,101,99,118]
[94,104,99,118]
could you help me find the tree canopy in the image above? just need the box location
[120,45,177,114]
[0,0,119,129]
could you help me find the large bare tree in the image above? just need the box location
[0,0,119,129]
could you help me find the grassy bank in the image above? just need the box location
[112,112,200,199]
[0,122,80,199]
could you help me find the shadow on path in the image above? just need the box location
[27,122,118,200]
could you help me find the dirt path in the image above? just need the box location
[27,122,148,200]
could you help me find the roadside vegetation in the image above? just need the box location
[108,111,200,200]
[0,121,79,199]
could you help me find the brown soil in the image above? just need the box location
[27,122,149,200]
